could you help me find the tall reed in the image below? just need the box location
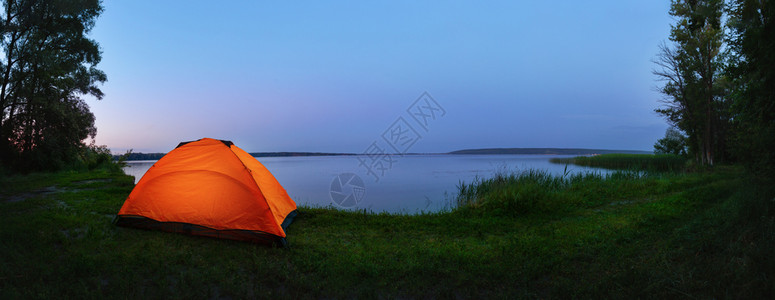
[550,154,686,172]
[455,168,645,215]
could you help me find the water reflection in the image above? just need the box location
[123,155,609,214]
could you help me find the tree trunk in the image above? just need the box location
[705,55,715,166]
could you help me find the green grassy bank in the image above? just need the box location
[1,161,773,298]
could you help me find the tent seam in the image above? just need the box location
[226,145,287,235]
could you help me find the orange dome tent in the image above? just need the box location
[116,138,297,245]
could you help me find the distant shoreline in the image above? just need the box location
[117,147,651,161]
[447,148,652,155]
[117,152,358,161]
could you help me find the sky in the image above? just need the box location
[88,1,674,153]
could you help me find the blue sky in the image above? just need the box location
[89,1,673,153]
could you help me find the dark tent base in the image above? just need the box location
[116,210,297,247]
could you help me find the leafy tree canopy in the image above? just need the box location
[654,127,688,156]
[0,0,105,172]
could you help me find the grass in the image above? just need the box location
[1,164,773,298]
[455,169,651,215]
[550,153,687,172]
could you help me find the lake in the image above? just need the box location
[122,154,609,214]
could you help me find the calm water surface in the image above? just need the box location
[123,154,609,214]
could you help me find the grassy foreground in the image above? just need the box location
[1,163,774,298]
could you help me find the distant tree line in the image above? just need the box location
[449,148,652,155]
[0,0,105,172]
[248,152,356,157]
[654,0,775,175]
[117,152,357,161]
[117,152,166,161]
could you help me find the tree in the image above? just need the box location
[654,0,727,166]
[726,0,775,177]
[0,0,105,171]
[654,127,688,156]
[653,42,698,157]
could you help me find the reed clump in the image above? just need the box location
[550,153,686,172]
